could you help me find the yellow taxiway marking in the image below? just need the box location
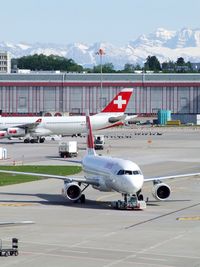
[0,203,36,207]
[177,216,200,221]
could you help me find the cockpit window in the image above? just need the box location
[124,170,132,175]
[117,170,141,175]
[117,170,125,175]
[133,170,140,175]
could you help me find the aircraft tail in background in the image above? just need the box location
[100,88,133,113]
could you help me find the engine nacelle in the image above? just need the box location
[152,183,171,201]
[7,128,26,137]
[0,131,7,138]
[62,182,81,201]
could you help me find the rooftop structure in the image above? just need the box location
[0,52,11,73]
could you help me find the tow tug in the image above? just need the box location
[111,195,146,210]
[0,238,18,257]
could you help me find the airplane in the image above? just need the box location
[0,112,200,209]
[0,88,135,143]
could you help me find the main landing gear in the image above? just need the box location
[74,183,89,204]
[79,194,86,204]
[24,137,45,143]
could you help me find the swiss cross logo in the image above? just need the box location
[101,88,132,113]
[113,95,127,109]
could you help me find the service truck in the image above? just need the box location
[59,141,78,158]
[94,135,104,150]
[0,238,18,257]
[111,195,146,210]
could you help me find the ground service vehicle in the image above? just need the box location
[0,238,18,257]
[59,141,78,158]
[111,195,146,210]
[94,135,104,150]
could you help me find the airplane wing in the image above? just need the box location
[65,159,82,164]
[1,118,42,132]
[0,170,99,186]
[144,172,200,182]
[16,118,42,130]
[0,221,35,226]
[124,115,138,122]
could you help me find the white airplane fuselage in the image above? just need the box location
[0,113,122,137]
[82,154,144,194]
[0,88,134,140]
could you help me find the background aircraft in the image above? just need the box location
[0,88,134,143]
[0,113,200,209]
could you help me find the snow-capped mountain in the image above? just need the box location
[1,28,200,69]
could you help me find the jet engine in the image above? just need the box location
[152,182,171,201]
[0,131,7,138]
[7,128,26,137]
[62,182,81,201]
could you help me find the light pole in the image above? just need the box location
[96,48,105,111]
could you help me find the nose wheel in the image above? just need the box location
[137,190,144,201]
[137,194,144,201]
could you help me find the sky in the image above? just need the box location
[1,0,200,45]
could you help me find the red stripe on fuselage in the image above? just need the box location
[98,121,124,130]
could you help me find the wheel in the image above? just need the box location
[14,251,18,256]
[10,251,13,256]
[80,194,85,203]
[138,194,144,201]
[115,201,120,209]
[24,138,30,143]
[39,138,45,143]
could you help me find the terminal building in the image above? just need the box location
[0,73,200,116]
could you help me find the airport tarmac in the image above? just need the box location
[0,127,200,267]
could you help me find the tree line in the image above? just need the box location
[12,54,199,73]
[12,54,83,72]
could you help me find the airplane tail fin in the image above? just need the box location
[100,88,133,113]
[86,111,96,156]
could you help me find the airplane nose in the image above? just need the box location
[126,175,144,194]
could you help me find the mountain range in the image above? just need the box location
[1,28,200,69]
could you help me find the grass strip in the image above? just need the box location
[0,165,82,186]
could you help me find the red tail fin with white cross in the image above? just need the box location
[101,88,133,113]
